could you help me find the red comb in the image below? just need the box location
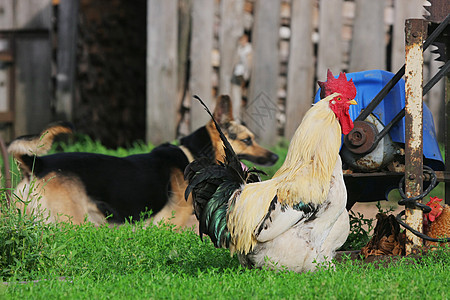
[318,69,357,100]
[426,196,443,206]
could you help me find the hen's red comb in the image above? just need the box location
[426,196,443,206]
[318,69,356,100]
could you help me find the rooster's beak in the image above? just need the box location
[348,99,357,105]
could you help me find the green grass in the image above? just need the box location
[1,215,449,299]
[1,137,449,299]
[53,134,155,157]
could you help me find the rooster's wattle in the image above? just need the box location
[185,70,357,272]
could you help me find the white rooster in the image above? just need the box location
[185,70,356,272]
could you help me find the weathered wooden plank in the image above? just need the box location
[146,0,178,145]
[55,0,79,121]
[177,0,192,107]
[285,0,315,139]
[349,0,386,72]
[0,67,8,112]
[245,0,280,147]
[0,1,14,30]
[14,35,52,136]
[317,0,343,77]
[391,0,425,71]
[175,0,192,137]
[218,0,244,98]
[15,0,52,30]
[230,33,252,121]
[189,0,215,131]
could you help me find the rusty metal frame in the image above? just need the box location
[445,23,450,206]
[446,61,450,205]
[404,19,427,254]
[344,14,449,252]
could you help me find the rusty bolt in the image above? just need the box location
[408,174,416,180]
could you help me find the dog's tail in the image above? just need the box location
[8,121,73,172]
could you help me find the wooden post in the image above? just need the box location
[245,0,280,147]
[404,19,426,255]
[176,0,192,135]
[177,0,192,100]
[147,0,178,145]
[218,0,244,97]
[0,1,13,29]
[348,0,385,72]
[55,0,79,121]
[0,0,53,137]
[391,0,424,71]
[189,0,215,131]
[0,33,15,140]
[317,0,343,76]
[285,0,314,139]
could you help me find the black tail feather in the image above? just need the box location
[193,95,242,173]
[185,96,266,249]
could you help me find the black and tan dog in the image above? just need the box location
[8,95,278,227]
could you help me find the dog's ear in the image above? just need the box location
[213,95,234,124]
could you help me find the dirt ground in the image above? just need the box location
[350,200,403,233]
[351,200,403,219]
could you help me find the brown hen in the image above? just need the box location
[425,197,450,247]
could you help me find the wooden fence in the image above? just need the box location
[0,0,53,139]
[0,0,445,148]
[147,0,446,147]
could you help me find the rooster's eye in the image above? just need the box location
[337,97,341,101]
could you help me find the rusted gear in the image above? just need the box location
[344,120,378,154]
[424,0,449,65]
[431,41,448,63]
[424,0,450,23]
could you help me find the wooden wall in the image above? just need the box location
[0,0,445,149]
[159,0,445,147]
[0,0,53,139]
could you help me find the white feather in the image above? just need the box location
[241,156,349,272]
[255,201,312,243]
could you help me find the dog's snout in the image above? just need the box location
[255,152,279,166]
[269,153,279,163]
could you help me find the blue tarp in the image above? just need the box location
[314,69,444,171]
